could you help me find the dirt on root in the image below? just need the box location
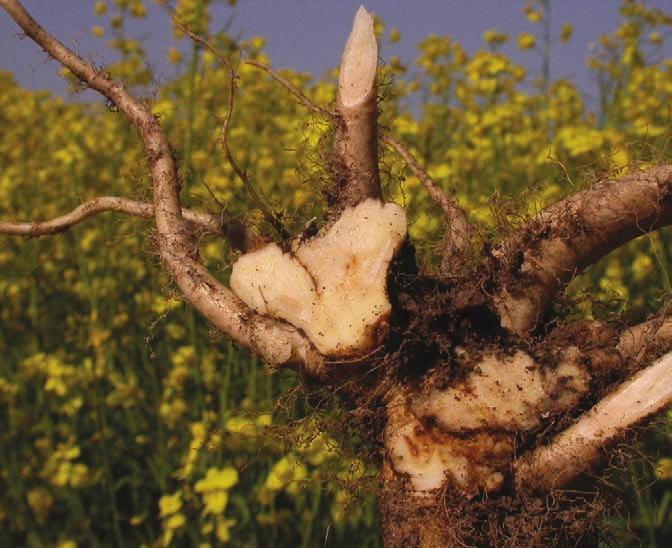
[379,480,614,548]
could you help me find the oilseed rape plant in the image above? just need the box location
[0,0,672,545]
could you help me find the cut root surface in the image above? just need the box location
[231,199,407,357]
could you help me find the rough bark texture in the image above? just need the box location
[493,166,672,336]
[0,0,320,370]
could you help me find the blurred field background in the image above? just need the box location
[1,0,672,546]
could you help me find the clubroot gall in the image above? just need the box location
[1,1,672,546]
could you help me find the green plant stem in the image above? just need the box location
[301,483,322,548]
[541,0,552,139]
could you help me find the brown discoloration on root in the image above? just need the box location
[318,245,670,546]
[386,393,513,494]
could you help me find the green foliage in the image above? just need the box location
[1,0,672,545]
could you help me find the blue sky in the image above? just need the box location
[1,1,671,112]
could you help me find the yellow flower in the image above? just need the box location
[41,442,90,488]
[373,15,384,38]
[159,492,182,517]
[111,312,129,328]
[389,28,401,44]
[225,416,256,435]
[393,116,419,136]
[174,0,211,37]
[616,21,639,41]
[176,422,207,479]
[512,66,527,81]
[51,463,69,487]
[27,488,53,520]
[337,457,366,481]
[129,515,145,526]
[428,163,452,180]
[45,377,67,397]
[518,33,536,50]
[130,2,146,18]
[164,512,186,530]
[296,427,339,466]
[153,295,182,316]
[202,491,229,515]
[524,5,543,22]
[216,516,236,543]
[609,148,629,171]
[330,489,361,524]
[556,126,604,157]
[631,254,652,282]
[622,45,638,65]
[91,26,105,38]
[94,2,107,16]
[160,398,187,426]
[165,322,186,339]
[167,47,183,65]
[483,29,508,46]
[249,36,265,50]
[656,458,672,480]
[159,491,186,545]
[202,50,216,66]
[195,467,239,493]
[152,99,174,117]
[263,455,307,494]
[105,374,143,409]
[560,23,573,43]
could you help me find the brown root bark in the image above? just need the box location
[0,196,259,251]
[493,165,672,336]
[618,316,672,362]
[381,134,472,278]
[330,6,381,210]
[514,351,672,492]
[159,0,289,240]
[0,0,319,369]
